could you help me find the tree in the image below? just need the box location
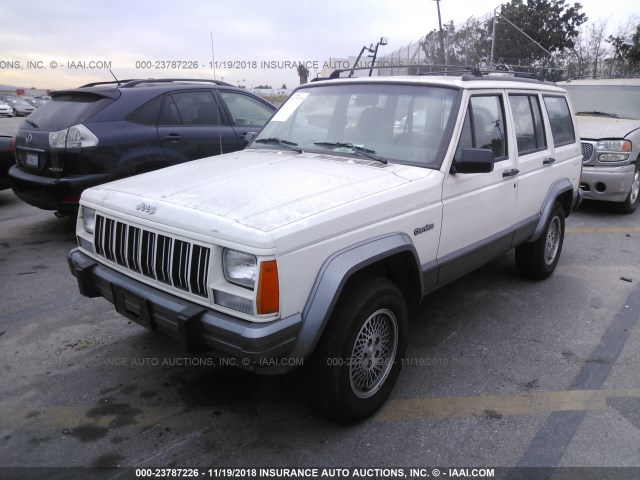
[297,65,309,85]
[606,17,640,75]
[630,23,640,63]
[495,0,587,64]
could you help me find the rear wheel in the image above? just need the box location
[303,276,408,423]
[613,162,639,214]
[515,203,565,280]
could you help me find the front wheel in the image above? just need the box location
[515,203,565,280]
[303,276,408,423]
[613,162,639,214]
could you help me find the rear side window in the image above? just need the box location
[128,97,162,126]
[25,93,114,131]
[543,96,575,147]
[158,91,224,126]
[509,94,547,154]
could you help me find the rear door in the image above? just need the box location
[506,91,555,231]
[157,90,240,163]
[541,94,582,188]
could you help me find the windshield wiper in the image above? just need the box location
[24,119,38,128]
[254,137,302,153]
[313,141,388,164]
[576,111,621,118]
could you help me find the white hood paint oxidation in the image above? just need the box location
[83,149,434,235]
[575,116,640,139]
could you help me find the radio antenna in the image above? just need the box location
[109,69,121,85]
[210,31,216,80]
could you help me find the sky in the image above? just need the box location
[1,0,638,91]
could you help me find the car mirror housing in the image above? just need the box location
[451,148,495,174]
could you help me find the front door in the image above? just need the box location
[438,91,518,283]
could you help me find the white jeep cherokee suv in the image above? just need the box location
[69,72,582,422]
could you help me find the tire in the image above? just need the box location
[303,276,408,423]
[515,203,565,280]
[613,162,639,214]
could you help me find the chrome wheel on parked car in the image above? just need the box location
[516,203,566,280]
[544,216,562,266]
[349,308,398,399]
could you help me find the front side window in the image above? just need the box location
[509,94,546,155]
[219,91,273,127]
[252,83,460,167]
[454,95,508,161]
[543,96,575,147]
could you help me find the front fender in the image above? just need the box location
[284,232,421,363]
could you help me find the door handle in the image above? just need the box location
[163,134,183,142]
[502,168,519,178]
[543,157,556,165]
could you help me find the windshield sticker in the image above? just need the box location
[271,92,310,122]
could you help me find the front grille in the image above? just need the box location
[581,142,593,163]
[94,215,210,298]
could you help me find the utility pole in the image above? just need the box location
[433,0,446,65]
[490,5,500,68]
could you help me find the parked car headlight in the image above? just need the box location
[82,206,96,234]
[596,139,631,162]
[223,249,257,290]
[49,124,99,149]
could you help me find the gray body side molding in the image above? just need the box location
[528,178,574,243]
[285,233,421,362]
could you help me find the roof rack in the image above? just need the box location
[80,79,140,87]
[80,78,233,88]
[326,65,550,83]
[327,65,483,79]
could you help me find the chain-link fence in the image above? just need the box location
[374,10,638,80]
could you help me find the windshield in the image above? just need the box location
[251,82,460,167]
[563,85,640,120]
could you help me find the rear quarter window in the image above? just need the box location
[543,95,576,147]
[25,93,114,131]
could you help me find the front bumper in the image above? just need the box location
[68,249,302,371]
[9,165,112,212]
[579,164,636,203]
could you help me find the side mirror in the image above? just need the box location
[243,131,257,145]
[451,148,494,174]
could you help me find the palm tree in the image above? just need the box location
[297,65,309,85]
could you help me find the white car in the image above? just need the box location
[0,96,35,117]
[559,78,640,213]
[69,71,582,422]
[0,101,13,117]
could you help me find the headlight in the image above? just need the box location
[49,124,99,149]
[82,206,96,234]
[223,249,257,289]
[596,139,631,162]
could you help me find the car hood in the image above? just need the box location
[82,149,437,244]
[574,115,640,139]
